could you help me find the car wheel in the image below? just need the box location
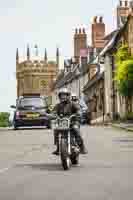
[13,122,19,130]
[47,121,51,129]
[14,126,18,130]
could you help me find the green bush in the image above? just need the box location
[115,44,133,97]
[0,112,10,127]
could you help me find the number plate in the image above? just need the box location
[26,114,39,118]
[52,119,69,130]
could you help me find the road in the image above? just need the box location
[0,126,133,200]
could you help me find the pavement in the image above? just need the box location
[110,122,133,132]
[0,126,133,200]
[0,127,10,131]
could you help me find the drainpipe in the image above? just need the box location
[77,64,81,98]
[102,85,105,124]
[111,55,116,120]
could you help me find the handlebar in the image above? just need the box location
[43,112,79,121]
[55,114,78,121]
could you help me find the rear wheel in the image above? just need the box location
[60,138,71,170]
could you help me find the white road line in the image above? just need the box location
[0,167,12,174]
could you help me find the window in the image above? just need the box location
[19,98,47,108]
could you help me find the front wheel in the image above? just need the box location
[60,138,71,170]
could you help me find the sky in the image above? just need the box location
[0,0,118,112]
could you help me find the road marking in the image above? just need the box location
[0,167,12,174]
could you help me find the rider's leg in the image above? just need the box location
[52,130,59,155]
[72,124,88,154]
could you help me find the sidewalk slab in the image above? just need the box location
[0,127,11,131]
[111,123,133,132]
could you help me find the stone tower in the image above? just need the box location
[44,48,47,63]
[56,47,59,70]
[91,16,105,51]
[117,0,133,27]
[74,28,87,63]
[16,45,59,97]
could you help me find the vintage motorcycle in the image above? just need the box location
[52,114,80,170]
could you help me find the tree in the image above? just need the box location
[115,44,133,113]
[0,112,10,127]
[115,45,133,96]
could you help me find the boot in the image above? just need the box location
[77,137,88,154]
[79,143,88,154]
[52,144,59,155]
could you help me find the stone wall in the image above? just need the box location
[16,60,58,97]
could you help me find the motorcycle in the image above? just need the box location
[52,114,80,170]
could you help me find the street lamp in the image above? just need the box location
[75,64,81,98]
[100,86,105,123]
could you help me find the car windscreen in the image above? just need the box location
[18,98,47,108]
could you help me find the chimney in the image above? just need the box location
[117,0,131,27]
[120,0,122,6]
[91,16,105,49]
[130,0,133,8]
[74,27,87,64]
[93,16,97,23]
[125,1,128,7]
[83,28,86,34]
[79,28,81,34]
[99,16,103,23]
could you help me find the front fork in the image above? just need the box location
[67,131,71,155]
[59,131,71,155]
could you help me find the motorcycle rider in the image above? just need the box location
[52,88,88,155]
[71,93,79,104]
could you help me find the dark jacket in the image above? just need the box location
[53,101,80,119]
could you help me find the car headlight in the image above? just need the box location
[60,119,69,128]
[73,124,79,129]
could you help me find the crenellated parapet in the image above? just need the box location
[16,45,59,97]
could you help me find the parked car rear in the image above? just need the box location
[11,95,51,130]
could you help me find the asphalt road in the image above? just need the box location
[0,126,133,200]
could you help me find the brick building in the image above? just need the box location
[117,0,133,27]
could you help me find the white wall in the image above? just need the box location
[52,69,89,104]
[104,55,112,116]
[52,89,58,106]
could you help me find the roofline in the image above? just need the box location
[83,72,104,92]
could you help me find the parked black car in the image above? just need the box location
[11,95,51,130]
